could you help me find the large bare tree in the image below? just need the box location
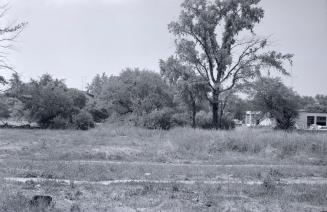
[168,0,293,128]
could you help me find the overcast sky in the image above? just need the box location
[3,0,327,96]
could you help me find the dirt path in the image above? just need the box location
[66,160,324,169]
[3,159,323,169]
[4,176,327,186]
[2,159,326,186]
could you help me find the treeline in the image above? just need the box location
[0,73,107,130]
[86,68,325,130]
[87,68,241,130]
[1,70,327,131]
[0,69,241,130]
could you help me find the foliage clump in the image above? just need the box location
[73,110,95,130]
[2,74,96,130]
[141,107,176,130]
[249,77,300,130]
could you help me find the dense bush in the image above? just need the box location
[73,111,95,130]
[97,68,174,116]
[30,87,75,128]
[195,111,235,129]
[220,117,236,130]
[195,111,213,129]
[171,112,190,127]
[142,108,175,130]
[67,89,87,109]
[2,97,26,121]
[49,115,70,129]
[0,100,10,122]
[18,75,73,127]
[10,74,94,130]
[88,107,109,123]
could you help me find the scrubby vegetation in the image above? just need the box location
[1,74,102,130]
[2,69,327,131]
[0,123,326,166]
[0,124,326,211]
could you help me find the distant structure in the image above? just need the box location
[244,110,327,130]
[296,110,327,130]
[244,111,276,127]
[244,111,261,127]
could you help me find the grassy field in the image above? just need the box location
[0,123,326,211]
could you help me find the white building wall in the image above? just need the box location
[296,112,327,129]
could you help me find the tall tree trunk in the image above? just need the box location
[212,103,219,129]
[192,101,196,129]
[219,104,223,129]
[212,90,219,129]
[219,99,227,129]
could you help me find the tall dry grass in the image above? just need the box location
[0,123,326,164]
[165,127,327,159]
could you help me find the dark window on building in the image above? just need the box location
[307,116,314,127]
[316,116,327,126]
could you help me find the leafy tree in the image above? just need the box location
[299,95,327,113]
[6,72,25,98]
[27,87,74,127]
[67,88,87,109]
[250,77,300,130]
[299,96,315,108]
[168,0,293,128]
[305,104,327,113]
[0,73,28,122]
[99,75,131,114]
[177,76,209,128]
[87,73,109,97]
[3,73,97,129]
[160,57,209,128]
[315,95,327,107]
[20,75,78,128]
[73,110,95,130]
[99,68,174,116]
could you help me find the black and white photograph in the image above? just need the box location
[0,0,327,211]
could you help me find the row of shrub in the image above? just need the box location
[130,108,235,130]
